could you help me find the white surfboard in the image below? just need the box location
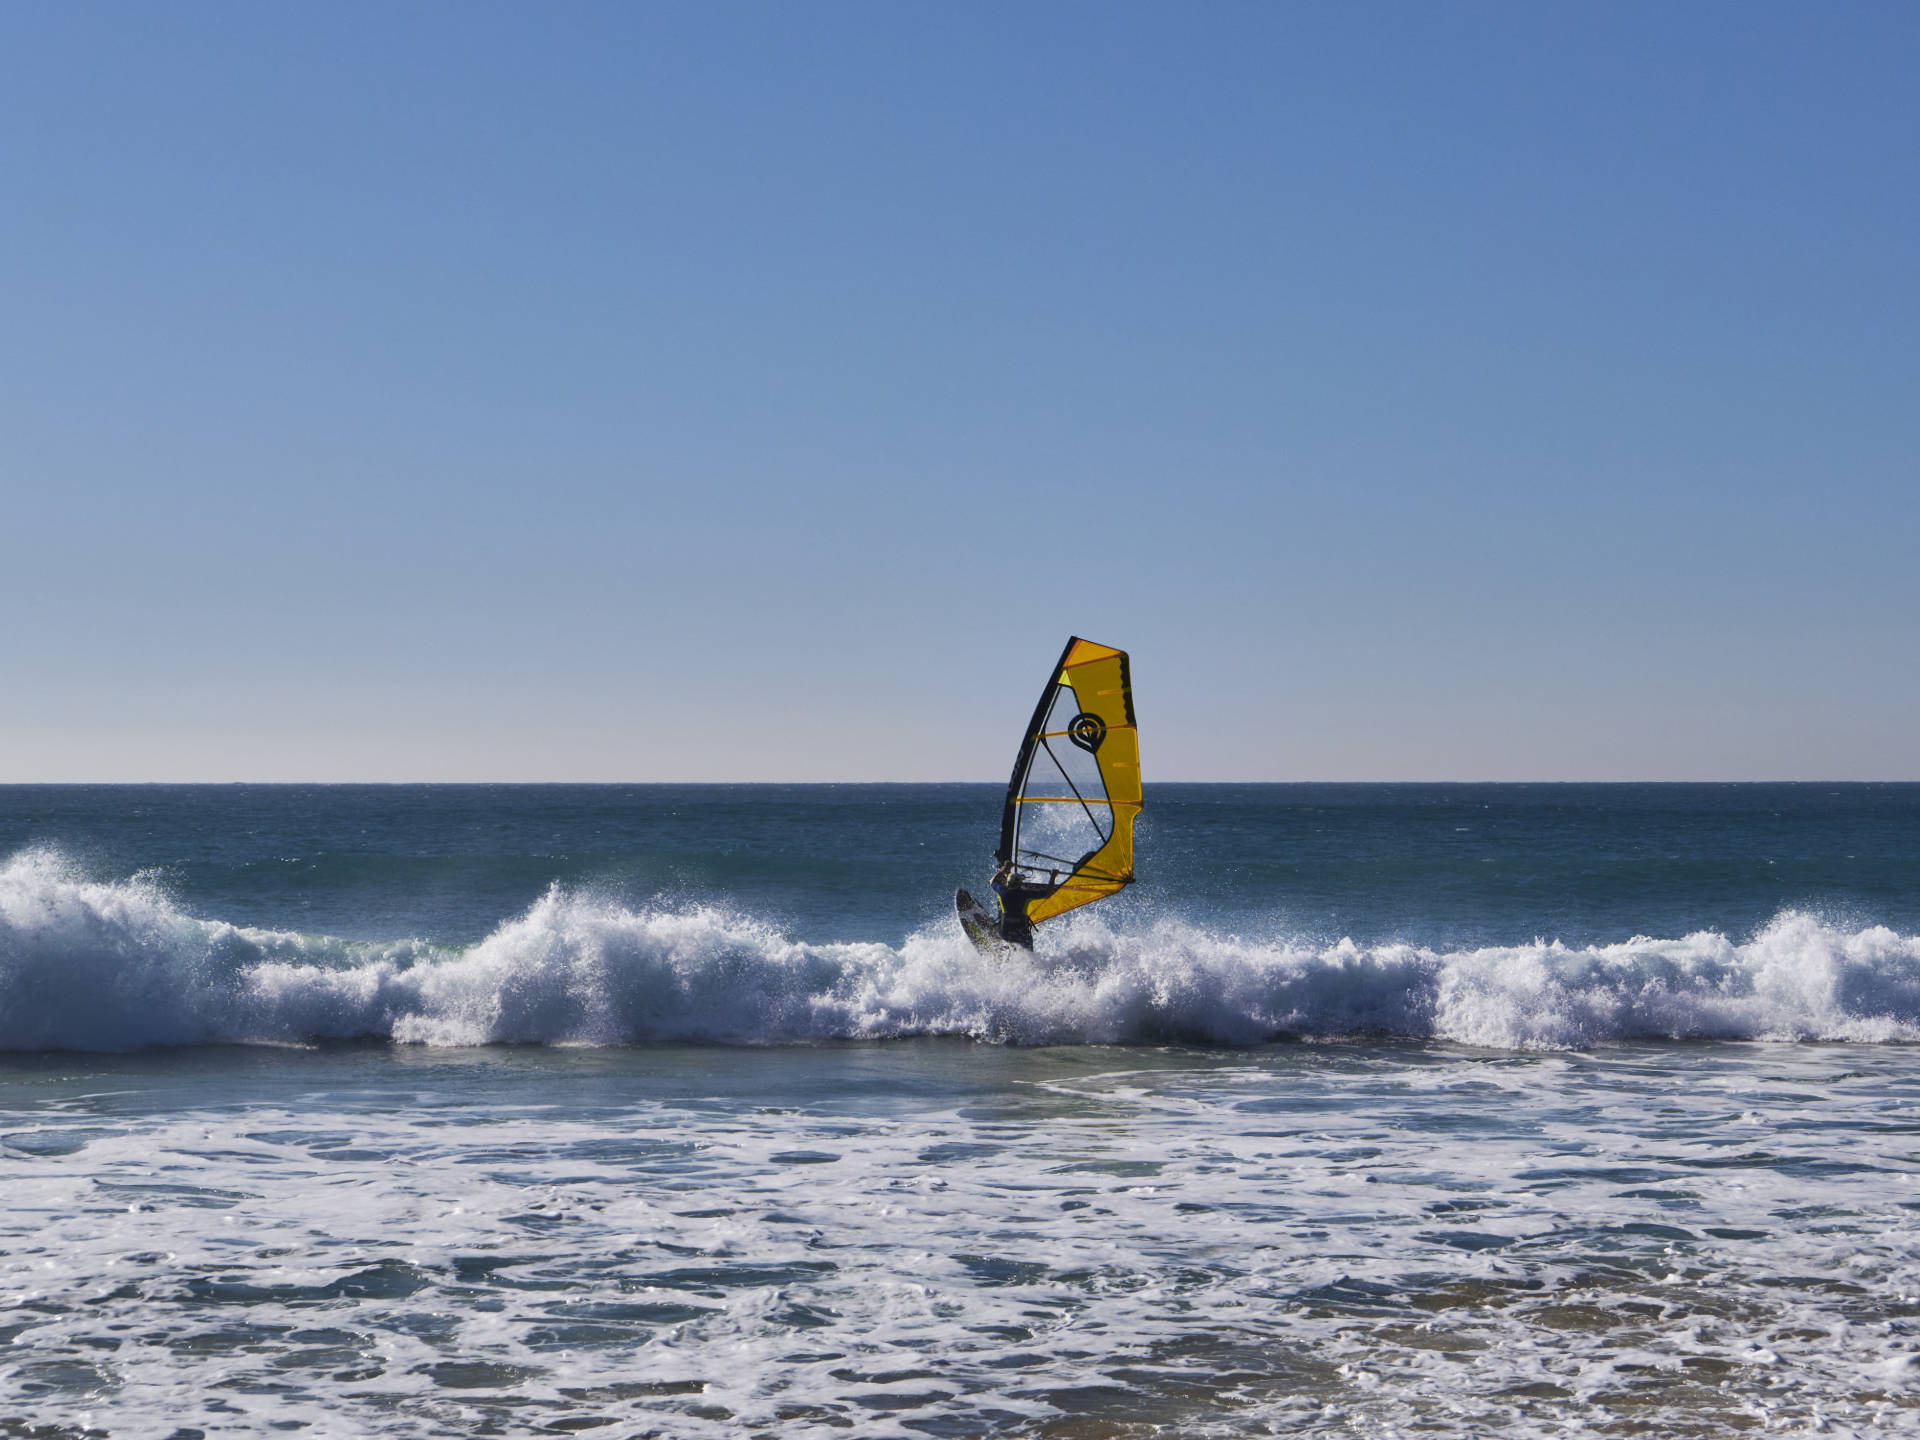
[954,888,1009,957]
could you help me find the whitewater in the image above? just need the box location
[5,847,1920,1054]
[5,783,1920,1436]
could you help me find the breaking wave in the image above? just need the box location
[3,847,1919,1053]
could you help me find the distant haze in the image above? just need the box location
[3,3,1914,781]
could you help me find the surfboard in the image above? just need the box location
[954,888,1006,956]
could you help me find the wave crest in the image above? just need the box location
[3,848,1919,1052]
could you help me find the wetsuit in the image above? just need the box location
[989,870,1048,950]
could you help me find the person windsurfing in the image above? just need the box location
[956,636,1140,953]
[987,859,1043,950]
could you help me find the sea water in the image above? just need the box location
[3,783,1919,1436]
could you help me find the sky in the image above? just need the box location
[2,2,1915,781]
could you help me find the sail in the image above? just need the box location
[995,636,1141,926]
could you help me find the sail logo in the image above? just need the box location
[1068,712,1107,753]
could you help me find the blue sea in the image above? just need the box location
[3,783,1919,1436]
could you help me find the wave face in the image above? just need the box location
[4,847,1920,1053]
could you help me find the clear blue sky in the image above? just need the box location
[3,2,1914,780]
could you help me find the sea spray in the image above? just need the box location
[7,847,1920,1053]
[0,846,435,1051]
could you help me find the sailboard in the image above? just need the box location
[957,635,1140,952]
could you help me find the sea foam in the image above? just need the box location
[3,846,1919,1053]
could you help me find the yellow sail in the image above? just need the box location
[995,637,1141,927]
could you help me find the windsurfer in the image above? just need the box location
[989,862,1041,949]
[957,635,1139,958]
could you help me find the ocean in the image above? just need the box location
[3,783,1918,1436]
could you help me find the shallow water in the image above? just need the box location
[5,1041,1918,1437]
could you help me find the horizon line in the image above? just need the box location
[3,778,1918,788]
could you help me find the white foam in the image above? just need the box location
[5,1041,1918,1438]
[5,846,1920,1053]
